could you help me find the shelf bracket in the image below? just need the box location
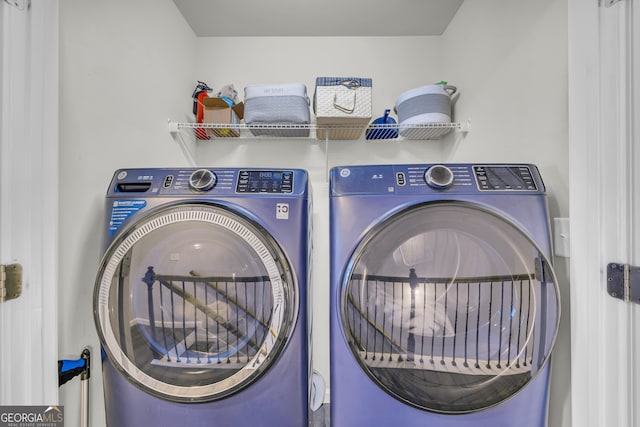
[0,263,23,303]
[607,263,640,304]
[4,0,29,11]
[601,0,622,7]
[168,120,197,167]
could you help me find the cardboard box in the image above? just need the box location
[202,97,245,138]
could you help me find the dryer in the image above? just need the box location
[329,164,560,426]
[94,167,311,427]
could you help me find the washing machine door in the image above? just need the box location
[341,201,560,414]
[94,202,296,403]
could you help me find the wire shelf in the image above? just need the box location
[169,121,467,141]
[168,119,470,167]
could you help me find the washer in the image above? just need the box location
[329,164,560,426]
[94,168,311,427]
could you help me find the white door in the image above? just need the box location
[569,0,640,426]
[0,0,58,404]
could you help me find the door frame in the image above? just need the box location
[569,0,639,425]
[1,0,638,420]
[0,0,59,404]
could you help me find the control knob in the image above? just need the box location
[188,169,217,192]
[424,165,454,189]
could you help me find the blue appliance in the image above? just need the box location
[94,168,311,427]
[329,164,560,426]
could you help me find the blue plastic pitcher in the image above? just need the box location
[366,109,398,140]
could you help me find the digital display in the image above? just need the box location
[236,170,293,193]
[474,166,537,191]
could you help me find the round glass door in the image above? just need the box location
[341,201,559,413]
[94,203,296,402]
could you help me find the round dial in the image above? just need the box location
[424,165,454,189]
[188,169,216,192]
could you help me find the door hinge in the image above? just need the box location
[601,0,622,7]
[607,263,640,303]
[0,263,22,303]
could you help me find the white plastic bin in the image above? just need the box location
[395,84,457,139]
[243,83,310,137]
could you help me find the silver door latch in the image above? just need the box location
[607,263,640,303]
[0,263,22,303]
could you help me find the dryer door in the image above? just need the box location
[94,203,296,402]
[341,201,560,414]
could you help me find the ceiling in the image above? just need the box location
[172,0,464,37]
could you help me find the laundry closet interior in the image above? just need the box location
[58,0,570,425]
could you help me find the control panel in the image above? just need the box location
[473,165,537,191]
[331,164,544,196]
[110,168,298,196]
[399,165,474,190]
[236,170,293,194]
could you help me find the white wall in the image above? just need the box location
[58,0,196,425]
[443,3,570,427]
[59,0,569,425]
